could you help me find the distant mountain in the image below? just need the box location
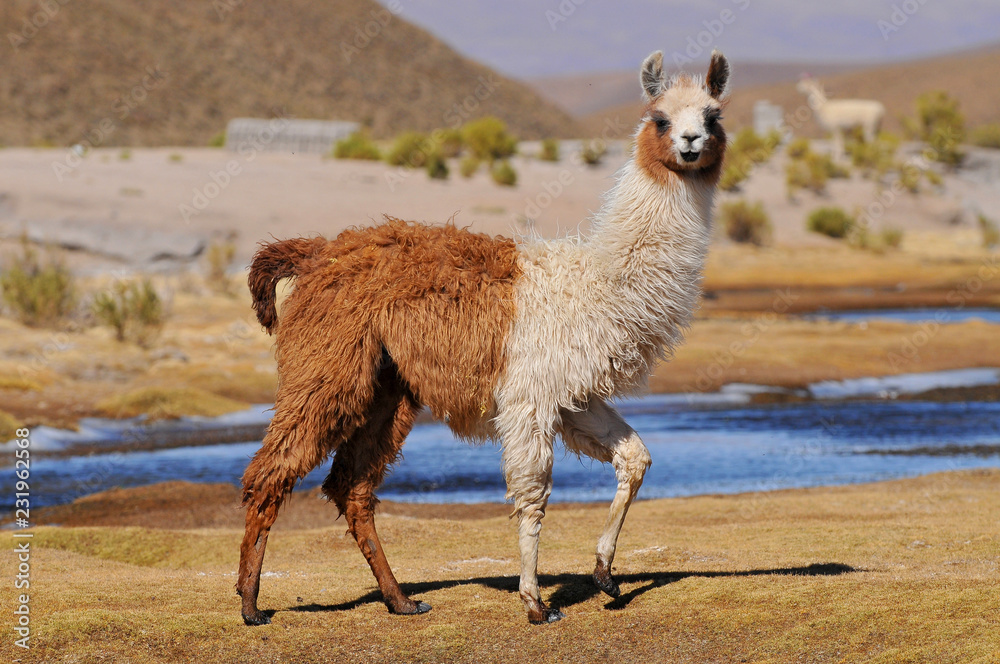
[580,44,1000,137]
[0,0,581,146]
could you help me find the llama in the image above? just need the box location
[796,76,884,155]
[237,49,730,625]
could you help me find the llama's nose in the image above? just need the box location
[681,133,701,145]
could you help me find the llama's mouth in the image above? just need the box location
[680,150,700,163]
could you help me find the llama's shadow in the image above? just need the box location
[289,562,856,615]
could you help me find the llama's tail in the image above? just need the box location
[248,237,326,334]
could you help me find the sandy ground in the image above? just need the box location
[2,470,998,663]
[1,142,997,272]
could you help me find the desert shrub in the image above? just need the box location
[386,131,431,168]
[461,117,517,162]
[719,154,752,192]
[580,140,607,166]
[435,128,464,158]
[786,146,848,197]
[459,155,480,178]
[491,160,517,186]
[92,278,164,346]
[970,124,1000,149]
[425,151,449,180]
[208,131,227,148]
[881,227,904,249]
[786,137,811,159]
[731,127,779,165]
[0,239,76,327]
[847,132,899,177]
[540,138,560,162]
[807,206,855,239]
[904,91,965,168]
[119,148,131,161]
[720,199,771,246]
[334,131,381,160]
[980,214,1000,248]
[205,240,236,295]
[168,153,183,163]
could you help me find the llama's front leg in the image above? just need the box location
[504,434,563,624]
[560,399,651,598]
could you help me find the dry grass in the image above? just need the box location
[95,386,249,421]
[6,471,999,663]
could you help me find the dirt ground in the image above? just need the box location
[2,470,998,663]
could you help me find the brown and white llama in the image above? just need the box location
[237,49,730,625]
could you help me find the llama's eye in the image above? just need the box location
[705,113,721,128]
[653,116,670,132]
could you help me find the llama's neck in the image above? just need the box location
[588,159,714,287]
[584,158,715,368]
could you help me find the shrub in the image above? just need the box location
[208,131,227,148]
[436,128,464,158]
[92,278,164,346]
[970,124,1000,149]
[205,240,236,295]
[904,91,965,168]
[119,148,131,161]
[720,199,771,246]
[0,239,76,327]
[334,131,382,160]
[461,117,517,162]
[786,137,811,159]
[459,155,480,178]
[425,151,449,180]
[540,138,560,162]
[168,152,183,163]
[730,127,778,165]
[847,132,899,177]
[880,227,904,249]
[807,206,855,239]
[980,214,999,248]
[491,160,517,186]
[386,132,431,168]
[580,140,607,166]
[719,154,752,192]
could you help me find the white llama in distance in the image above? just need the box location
[797,76,885,154]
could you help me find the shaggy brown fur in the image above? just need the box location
[237,217,521,624]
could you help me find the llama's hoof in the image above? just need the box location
[528,607,565,625]
[242,611,271,626]
[388,600,432,615]
[594,560,621,598]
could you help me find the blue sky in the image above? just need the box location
[378,0,1000,77]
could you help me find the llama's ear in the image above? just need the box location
[706,49,731,100]
[640,51,666,101]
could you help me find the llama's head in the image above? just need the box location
[796,76,825,100]
[635,50,730,182]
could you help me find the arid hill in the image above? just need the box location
[581,44,1000,137]
[0,0,581,146]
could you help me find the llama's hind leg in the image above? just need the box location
[502,425,562,624]
[559,398,651,598]
[238,372,374,625]
[322,370,427,615]
[237,416,336,625]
